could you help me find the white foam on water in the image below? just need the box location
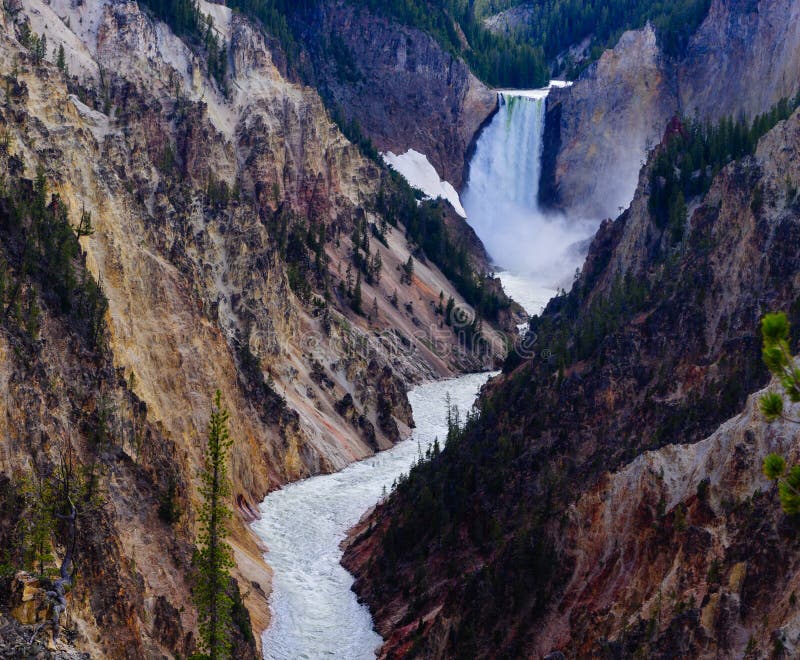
[463,81,597,318]
[253,372,494,659]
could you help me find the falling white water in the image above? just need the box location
[251,81,605,660]
[253,372,494,659]
[462,83,598,316]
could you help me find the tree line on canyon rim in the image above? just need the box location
[138,0,713,89]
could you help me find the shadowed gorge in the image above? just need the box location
[1,0,799,658]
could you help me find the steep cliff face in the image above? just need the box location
[679,0,800,121]
[531,385,800,658]
[344,105,800,657]
[295,1,498,189]
[0,0,509,655]
[483,4,536,37]
[540,25,676,219]
[542,0,800,218]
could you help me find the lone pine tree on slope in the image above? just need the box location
[194,391,235,659]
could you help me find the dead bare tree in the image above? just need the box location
[42,437,103,641]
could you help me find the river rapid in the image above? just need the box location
[252,372,494,659]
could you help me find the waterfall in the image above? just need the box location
[462,84,596,316]
[466,92,548,213]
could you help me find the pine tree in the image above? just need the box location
[20,471,54,576]
[402,256,414,284]
[194,390,235,659]
[759,313,800,515]
[352,272,362,314]
[56,44,66,74]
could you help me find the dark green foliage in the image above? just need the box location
[0,169,108,350]
[138,0,203,38]
[346,0,711,87]
[209,0,711,90]
[348,0,547,87]
[759,312,800,415]
[349,215,382,285]
[758,313,800,516]
[56,44,67,75]
[226,0,306,71]
[373,396,559,652]
[376,174,509,323]
[519,271,649,373]
[229,580,255,647]
[481,0,711,64]
[206,175,230,209]
[194,391,235,659]
[401,255,414,285]
[18,473,55,577]
[266,208,330,303]
[329,35,362,83]
[650,96,800,238]
[328,106,380,163]
[157,476,181,524]
[351,272,362,314]
[750,184,764,215]
[16,23,50,65]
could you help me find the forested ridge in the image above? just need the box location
[342,0,712,84]
[138,0,712,90]
[345,95,800,658]
[479,0,711,69]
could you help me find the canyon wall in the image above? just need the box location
[542,0,800,219]
[295,1,498,189]
[0,0,509,655]
[344,101,800,657]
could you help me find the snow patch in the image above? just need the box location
[382,149,466,218]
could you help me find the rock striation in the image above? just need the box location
[294,0,498,189]
[0,0,509,655]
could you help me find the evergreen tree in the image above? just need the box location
[758,313,800,515]
[56,44,67,74]
[20,471,54,576]
[402,256,414,285]
[194,391,235,659]
[352,272,362,314]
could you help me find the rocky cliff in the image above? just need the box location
[344,99,800,658]
[293,0,498,190]
[540,24,675,220]
[0,0,510,655]
[542,0,800,219]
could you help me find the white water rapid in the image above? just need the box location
[253,81,600,660]
[462,83,598,315]
[253,372,493,659]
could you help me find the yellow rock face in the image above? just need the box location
[9,572,51,626]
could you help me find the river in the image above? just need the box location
[252,372,494,659]
[252,79,598,658]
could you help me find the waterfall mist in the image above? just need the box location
[462,88,598,315]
